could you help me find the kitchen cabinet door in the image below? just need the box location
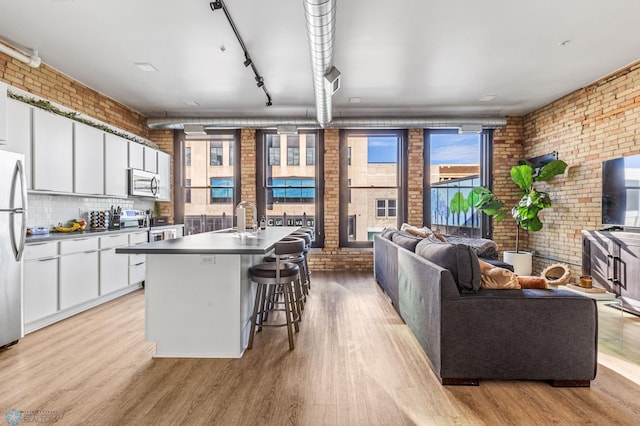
[24,257,59,324]
[5,99,32,189]
[157,151,171,201]
[105,133,129,197]
[128,141,144,170]
[32,108,73,192]
[100,247,130,295]
[59,250,99,310]
[74,122,104,195]
[144,146,157,173]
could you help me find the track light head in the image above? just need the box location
[243,58,252,67]
[266,97,273,107]
[210,1,222,11]
[256,76,264,88]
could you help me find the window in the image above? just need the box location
[287,136,300,166]
[340,130,407,247]
[210,142,223,166]
[306,138,316,165]
[376,199,397,217]
[424,129,492,239]
[257,131,324,247]
[185,179,191,203]
[210,177,234,203]
[177,132,240,236]
[268,136,280,166]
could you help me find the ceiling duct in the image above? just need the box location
[303,0,336,128]
[0,41,41,68]
[147,117,507,130]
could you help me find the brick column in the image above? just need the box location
[323,128,340,250]
[240,129,257,224]
[491,116,525,255]
[407,128,424,226]
[148,129,175,221]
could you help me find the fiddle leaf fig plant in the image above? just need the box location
[473,159,567,252]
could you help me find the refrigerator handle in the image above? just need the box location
[9,159,27,261]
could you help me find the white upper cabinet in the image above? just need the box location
[74,122,104,195]
[0,82,7,143]
[32,107,73,193]
[157,150,171,201]
[104,133,129,197]
[5,99,32,189]
[144,146,157,173]
[128,141,144,170]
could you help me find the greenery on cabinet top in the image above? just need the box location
[8,91,158,149]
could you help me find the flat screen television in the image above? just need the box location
[602,153,640,227]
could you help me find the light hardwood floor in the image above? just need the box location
[1,271,640,425]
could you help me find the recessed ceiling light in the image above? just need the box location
[134,62,158,72]
[349,97,362,104]
[219,45,227,53]
[479,94,497,102]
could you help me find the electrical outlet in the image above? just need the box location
[200,255,216,265]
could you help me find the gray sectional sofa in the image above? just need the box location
[373,231,598,386]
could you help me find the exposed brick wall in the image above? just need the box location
[523,60,640,278]
[407,128,424,226]
[491,117,526,257]
[240,129,258,224]
[0,52,148,137]
[149,129,174,221]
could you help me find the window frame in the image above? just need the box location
[339,129,408,248]
[423,129,493,239]
[256,130,325,248]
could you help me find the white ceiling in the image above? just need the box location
[1,0,639,122]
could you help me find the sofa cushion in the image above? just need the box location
[392,230,422,252]
[380,227,398,240]
[415,238,481,293]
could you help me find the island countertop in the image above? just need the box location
[116,226,299,255]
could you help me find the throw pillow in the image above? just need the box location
[517,276,548,289]
[401,223,433,238]
[380,227,398,240]
[478,259,520,289]
[392,231,422,252]
[415,238,482,293]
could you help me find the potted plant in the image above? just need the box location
[473,159,567,275]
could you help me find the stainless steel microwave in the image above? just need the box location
[129,169,160,198]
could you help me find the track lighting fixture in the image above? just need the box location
[210,0,272,107]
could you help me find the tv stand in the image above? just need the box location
[582,230,640,315]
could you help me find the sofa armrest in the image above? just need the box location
[374,235,399,307]
[440,289,598,382]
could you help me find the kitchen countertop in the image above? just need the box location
[25,227,151,244]
[116,226,299,255]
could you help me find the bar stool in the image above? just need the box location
[264,236,308,309]
[290,231,312,292]
[248,238,305,350]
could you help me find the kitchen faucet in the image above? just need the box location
[235,201,257,233]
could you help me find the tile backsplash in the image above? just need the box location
[27,193,155,228]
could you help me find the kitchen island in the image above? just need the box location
[116,226,298,358]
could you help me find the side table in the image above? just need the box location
[557,285,623,343]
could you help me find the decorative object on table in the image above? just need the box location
[473,154,567,275]
[579,275,593,289]
[51,219,86,232]
[89,210,109,229]
[541,263,571,286]
[566,283,606,293]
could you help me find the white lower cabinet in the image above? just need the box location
[24,231,145,332]
[99,234,130,295]
[23,242,59,325]
[59,250,99,310]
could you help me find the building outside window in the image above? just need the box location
[340,130,407,247]
[210,142,223,166]
[425,129,492,239]
[185,178,191,203]
[376,199,397,217]
[257,131,324,247]
[287,136,300,166]
[180,132,239,235]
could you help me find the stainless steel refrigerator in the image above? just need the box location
[0,149,27,349]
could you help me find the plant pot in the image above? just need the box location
[503,251,532,276]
